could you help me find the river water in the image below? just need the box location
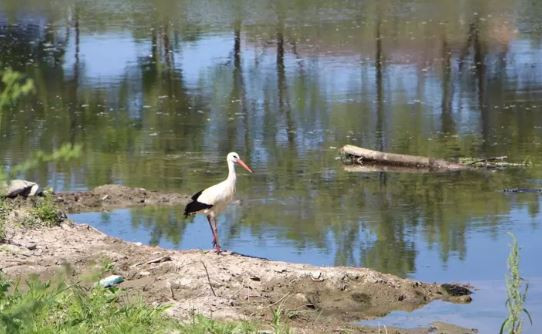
[1,1,541,332]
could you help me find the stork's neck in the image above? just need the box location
[226,159,237,183]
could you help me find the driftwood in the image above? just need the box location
[340,145,469,170]
[340,145,531,171]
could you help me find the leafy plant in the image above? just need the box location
[500,233,532,334]
[8,143,82,178]
[0,68,34,188]
[0,68,34,110]
[0,68,80,190]
[0,143,82,191]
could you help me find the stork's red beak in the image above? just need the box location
[237,159,253,173]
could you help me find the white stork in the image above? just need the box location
[184,152,253,253]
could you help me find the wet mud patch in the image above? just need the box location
[255,269,471,326]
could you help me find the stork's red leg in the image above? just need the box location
[206,216,217,248]
[211,217,221,253]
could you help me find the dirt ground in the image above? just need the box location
[1,185,477,334]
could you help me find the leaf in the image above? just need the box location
[523,308,533,325]
[499,319,508,334]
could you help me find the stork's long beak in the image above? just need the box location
[237,159,253,173]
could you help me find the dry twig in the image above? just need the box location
[200,260,217,297]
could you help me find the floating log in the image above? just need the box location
[340,145,469,170]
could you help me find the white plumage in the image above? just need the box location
[184,152,253,252]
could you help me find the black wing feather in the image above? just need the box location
[184,189,213,217]
[191,189,204,201]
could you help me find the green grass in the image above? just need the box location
[500,233,532,334]
[0,274,177,334]
[182,315,257,334]
[271,303,292,334]
[0,274,259,334]
[29,194,63,227]
[266,294,299,334]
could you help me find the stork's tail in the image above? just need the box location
[184,201,213,217]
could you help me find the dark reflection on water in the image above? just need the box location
[2,0,542,331]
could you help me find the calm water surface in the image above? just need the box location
[1,1,542,332]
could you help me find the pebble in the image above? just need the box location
[311,271,324,281]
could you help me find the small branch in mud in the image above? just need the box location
[200,261,217,297]
[340,144,529,171]
[130,255,172,268]
[146,255,171,265]
[167,281,176,300]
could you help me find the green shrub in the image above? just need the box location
[31,195,63,227]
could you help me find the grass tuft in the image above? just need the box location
[184,314,257,334]
[30,194,63,227]
[271,301,292,334]
[500,233,532,334]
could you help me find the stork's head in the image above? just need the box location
[227,152,253,173]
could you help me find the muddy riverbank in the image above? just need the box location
[54,184,191,213]
[0,185,476,333]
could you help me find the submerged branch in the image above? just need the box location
[459,156,530,168]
